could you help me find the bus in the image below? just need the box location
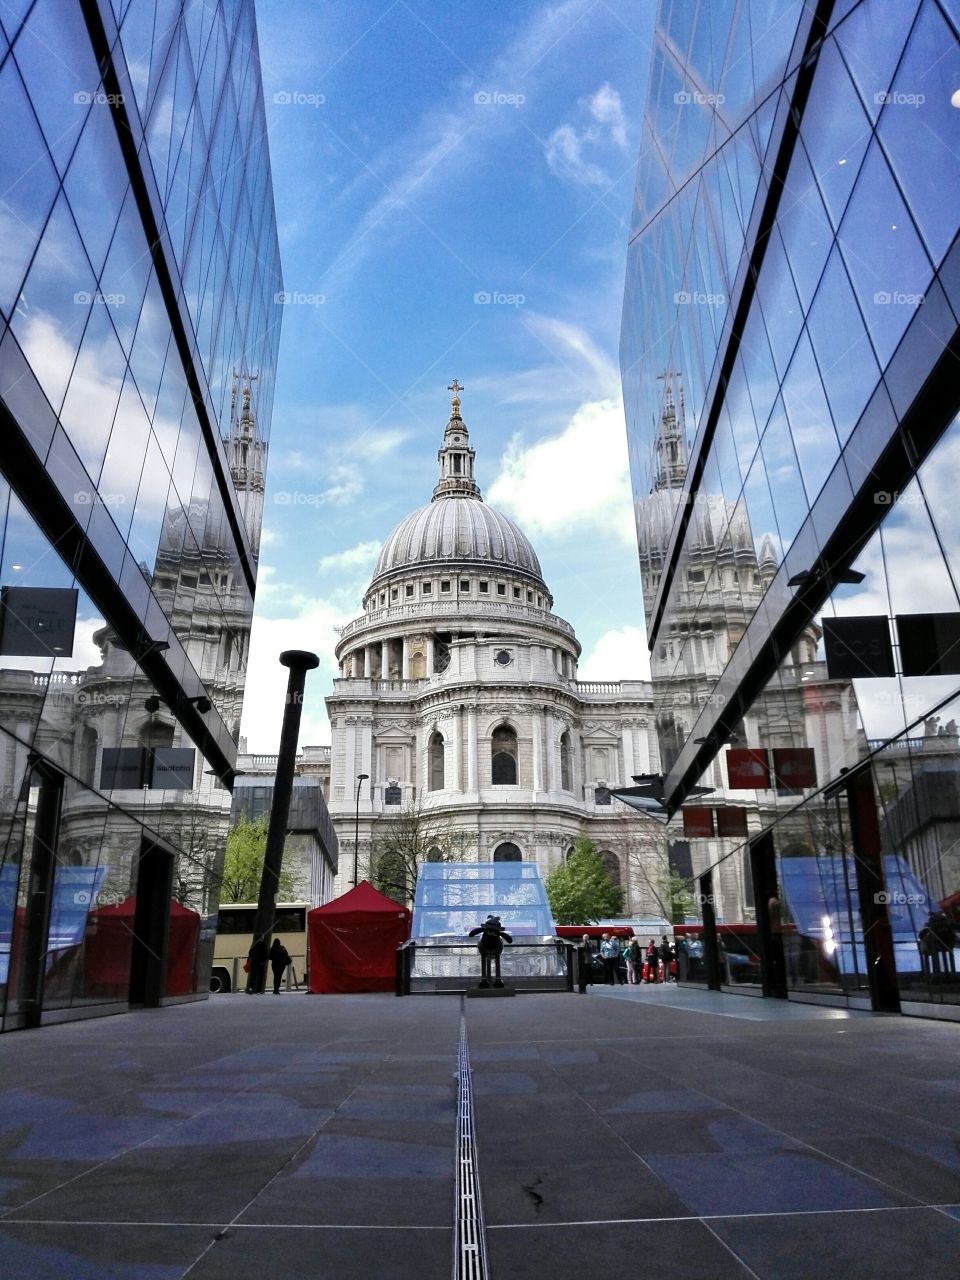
[210,902,310,993]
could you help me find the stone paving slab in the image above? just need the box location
[0,987,958,1278]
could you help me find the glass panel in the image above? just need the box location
[779,331,841,505]
[805,246,879,446]
[876,0,960,265]
[837,139,932,369]
[10,194,96,416]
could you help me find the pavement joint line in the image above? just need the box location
[486,1203,955,1229]
[455,1006,488,1280]
[0,1220,452,1230]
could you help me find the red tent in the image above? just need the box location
[84,896,201,998]
[307,881,411,994]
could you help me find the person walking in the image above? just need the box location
[579,933,595,991]
[599,932,623,986]
[269,937,291,994]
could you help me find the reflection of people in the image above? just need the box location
[919,912,957,980]
[269,937,291,994]
[246,935,268,993]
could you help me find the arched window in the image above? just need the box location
[600,851,621,888]
[560,732,572,791]
[491,724,518,785]
[493,842,522,862]
[139,719,174,750]
[428,732,444,791]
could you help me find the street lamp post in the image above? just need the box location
[353,773,369,886]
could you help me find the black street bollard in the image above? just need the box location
[248,650,319,989]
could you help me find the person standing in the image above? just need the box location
[579,933,595,991]
[645,937,659,982]
[269,937,291,994]
[627,936,642,985]
[599,932,622,986]
[659,935,674,983]
[246,934,268,994]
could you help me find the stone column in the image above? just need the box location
[532,706,544,792]
[401,635,410,680]
[450,705,462,790]
[544,710,556,792]
[351,650,361,678]
[426,634,435,677]
[380,639,389,680]
[363,646,372,678]
[467,704,478,792]
[621,726,634,785]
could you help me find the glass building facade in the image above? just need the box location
[622,0,960,1016]
[0,1,282,1029]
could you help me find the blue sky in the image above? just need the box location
[240,0,657,749]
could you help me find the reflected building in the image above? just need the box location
[0,1,282,1029]
[623,0,960,1015]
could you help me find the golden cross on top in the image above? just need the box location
[448,379,464,402]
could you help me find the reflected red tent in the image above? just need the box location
[307,881,411,994]
[84,896,200,998]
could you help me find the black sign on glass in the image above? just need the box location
[150,747,195,789]
[822,616,894,679]
[100,747,147,790]
[0,586,78,657]
[897,613,960,677]
[384,785,402,805]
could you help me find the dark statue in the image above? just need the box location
[469,915,513,988]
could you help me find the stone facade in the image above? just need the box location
[323,388,670,916]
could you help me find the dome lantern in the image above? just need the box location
[433,380,481,501]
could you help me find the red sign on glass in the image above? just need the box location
[772,747,817,791]
[682,807,715,837]
[726,748,771,789]
[715,807,749,838]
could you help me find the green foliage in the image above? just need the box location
[546,836,623,924]
[658,868,695,925]
[220,814,296,903]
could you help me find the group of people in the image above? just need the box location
[245,936,293,994]
[582,933,677,986]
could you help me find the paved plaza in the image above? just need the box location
[1,987,959,1278]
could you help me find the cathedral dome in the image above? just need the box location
[367,383,547,592]
[371,497,545,585]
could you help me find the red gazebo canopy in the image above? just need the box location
[307,880,411,994]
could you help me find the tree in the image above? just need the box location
[546,836,623,924]
[368,793,472,905]
[219,814,296,903]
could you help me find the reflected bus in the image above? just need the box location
[210,902,309,993]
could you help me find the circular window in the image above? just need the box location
[495,649,512,667]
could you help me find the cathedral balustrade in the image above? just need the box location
[575,681,623,695]
[337,599,576,643]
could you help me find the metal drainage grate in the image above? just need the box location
[455,1014,488,1280]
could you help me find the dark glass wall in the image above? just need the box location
[623,0,960,1012]
[0,1,281,1029]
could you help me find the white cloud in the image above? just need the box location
[317,540,380,576]
[487,396,635,545]
[544,82,628,187]
[318,463,363,506]
[239,597,346,750]
[579,625,650,681]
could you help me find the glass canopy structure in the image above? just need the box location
[411,863,557,939]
